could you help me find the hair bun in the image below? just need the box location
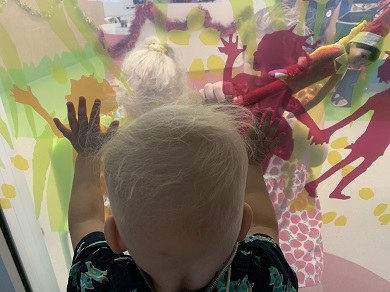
[148,43,167,53]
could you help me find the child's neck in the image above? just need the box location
[139,267,214,292]
[139,244,238,292]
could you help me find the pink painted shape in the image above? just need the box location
[218,30,325,168]
[305,87,390,200]
[253,26,318,78]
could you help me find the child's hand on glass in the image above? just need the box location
[53,96,119,157]
[199,81,235,103]
[247,111,285,164]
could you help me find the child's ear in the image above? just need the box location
[237,202,253,242]
[104,216,127,254]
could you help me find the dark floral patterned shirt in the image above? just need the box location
[67,232,298,291]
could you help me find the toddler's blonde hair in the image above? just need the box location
[101,103,253,248]
[116,36,189,118]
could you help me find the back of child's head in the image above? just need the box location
[116,36,188,118]
[101,104,252,259]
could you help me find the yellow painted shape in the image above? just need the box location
[331,136,349,149]
[1,184,16,198]
[10,154,29,170]
[188,59,205,80]
[379,214,390,225]
[187,7,206,32]
[0,198,11,209]
[48,63,68,84]
[199,28,221,45]
[289,190,315,211]
[207,55,225,76]
[341,165,355,177]
[322,211,337,224]
[374,203,388,216]
[334,216,347,226]
[359,188,374,200]
[168,30,191,45]
[327,150,342,166]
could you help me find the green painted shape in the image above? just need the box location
[269,3,289,31]
[297,1,310,36]
[0,23,32,138]
[0,66,14,95]
[59,231,72,269]
[314,2,326,42]
[35,0,95,75]
[49,137,74,232]
[0,24,28,88]
[63,0,122,84]
[0,158,4,169]
[350,64,378,115]
[21,53,80,85]
[16,45,103,85]
[5,94,19,138]
[0,114,14,150]
[0,67,16,136]
[32,124,54,218]
[46,168,64,231]
[24,105,38,139]
[1,55,105,138]
[263,0,282,8]
[154,2,169,48]
[229,0,257,60]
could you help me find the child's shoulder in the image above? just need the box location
[228,233,298,292]
[67,232,149,292]
[238,233,282,256]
